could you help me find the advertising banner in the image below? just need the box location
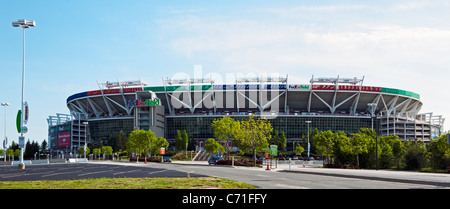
[58,132,71,147]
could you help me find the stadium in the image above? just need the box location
[51,75,444,152]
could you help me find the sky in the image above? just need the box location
[1,0,450,146]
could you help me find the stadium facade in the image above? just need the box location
[49,75,445,153]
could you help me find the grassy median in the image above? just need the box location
[0,177,256,189]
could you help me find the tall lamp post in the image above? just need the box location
[1,103,9,162]
[367,103,378,170]
[12,19,35,169]
[305,120,311,158]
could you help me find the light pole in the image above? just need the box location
[12,19,35,169]
[1,103,9,162]
[367,103,378,170]
[305,120,311,158]
[83,121,89,159]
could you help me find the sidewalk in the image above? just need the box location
[277,163,450,187]
[172,160,450,187]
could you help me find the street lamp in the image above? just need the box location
[305,121,311,158]
[367,103,378,170]
[12,19,35,169]
[1,103,9,162]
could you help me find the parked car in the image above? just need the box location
[163,157,172,163]
[208,156,223,165]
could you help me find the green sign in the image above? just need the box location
[270,145,277,156]
[16,110,21,133]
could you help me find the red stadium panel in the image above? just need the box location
[361,86,381,92]
[103,89,121,94]
[312,85,335,90]
[123,87,143,93]
[87,90,101,96]
[338,85,360,91]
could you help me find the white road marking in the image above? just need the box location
[78,170,113,176]
[113,169,141,175]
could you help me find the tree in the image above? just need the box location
[350,129,372,168]
[313,130,334,164]
[25,140,40,159]
[102,146,113,155]
[41,140,48,154]
[427,134,450,170]
[232,117,272,166]
[149,137,169,157]
[126,129,155,158]
[272,130,279,146]
[332,131,351,165]
[109,131,128,152]
[211,117,237,158]
[294,143,305,156]
[279,131,286,151]
[175,130,183,150]
[181,130,189,151]
[404,140,427,170]
[93,148,101,159]
[204,138,224,155]
[78,146,90,157]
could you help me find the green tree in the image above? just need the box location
[427,134,450,170]
[279,131,286,151]
[350,129,372,168]
[6,149,14,161]
[175,130,183,150]
[102,146,113,155]
[313,130,334,163]
[294,143,305,156]
[204,138,224,155]
[93,148,101,159]
[211,117,237,158]
[332,131,351,165]
[181,130,189,151]
[232,117,272,166]
[404,139,427,170]
[77,146,90,157]
[149,137,169,157]
[126,129,155,158]
[109,131,128,152]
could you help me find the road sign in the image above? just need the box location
[21,126,28,134]
[160,147,165,155]
[23,101,29,124]
[18,136,25,149]
[269,145,277,156]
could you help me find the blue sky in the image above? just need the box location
[1,0,450,145]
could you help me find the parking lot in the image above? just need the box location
[0,162,206,181]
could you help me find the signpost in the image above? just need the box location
[266,145,278,170]
[270,145,277,156]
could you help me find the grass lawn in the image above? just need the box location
[0,177,256,189]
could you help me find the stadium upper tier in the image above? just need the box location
[66,83,422,119]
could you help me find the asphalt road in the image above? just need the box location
[1,161,448,189]
[0,162,205,181]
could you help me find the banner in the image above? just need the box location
[58,132,71,147]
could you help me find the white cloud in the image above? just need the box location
[157,5,450,130]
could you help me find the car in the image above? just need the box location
[163,157,172,163]
[208,156,223,165]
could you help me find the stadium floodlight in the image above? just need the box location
[12,19,35,28]
[12,19,35,169]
